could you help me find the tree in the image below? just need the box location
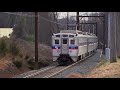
[11,19,26,39]
[38,12,58,46]
[0,12,58,46]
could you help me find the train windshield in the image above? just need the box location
[56,35,60,37]
[70,40,75,45]
[63,39,67,44]
[63,35,68,37]
[55,39,59,44]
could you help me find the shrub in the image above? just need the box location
[8,41,19,55]
[24,35,35,42]
[28,66,34,70]
[13,60,22,69]
[38,61,49,67]
[19,53,23,58]
[25,55,29,60]
[118,56,120,59]
[27,58,35,66]
[0,37,8,55]
[27,58,36,70]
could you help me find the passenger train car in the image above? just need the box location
[52,30,98,65]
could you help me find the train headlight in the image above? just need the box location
[55,46,58,49]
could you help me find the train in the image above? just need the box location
[52,30,98,65]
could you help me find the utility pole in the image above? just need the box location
[35,12,39,69]
[116,12,120,58]
[108,12,117,63]
[95,22,97,36]
[67,12,69,30]
[103,15,106,54]
[92,25,95,34]
[55,12,59,32]
[105,12,109,48]
[76,12,79,30]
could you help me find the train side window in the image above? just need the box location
[70,40,75,45]
[55,39,59,44]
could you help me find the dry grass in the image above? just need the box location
[0,55,12,70]
[15,39,52,62]
[66,73,84,78]
[0,38,53,77]
[87,59,120,78]
[0,60,9,70]
[66,59,120,78]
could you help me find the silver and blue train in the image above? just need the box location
[52,30,98,65]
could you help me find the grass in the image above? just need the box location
[66,59,120,78]
[0,60,9,70]
[0,37,52,77]
[87,59,120,78]
[13,60,22,69]
[66,73,84,78]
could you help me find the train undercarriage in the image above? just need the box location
[57,50,97,66]
[57,54,74,66]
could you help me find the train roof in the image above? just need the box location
[54,30,97,37]
[54,33,76,35]
[60,30,96,35]
[52,33,97,38]
[60,30,82,34]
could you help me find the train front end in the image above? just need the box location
[52,32,78,65]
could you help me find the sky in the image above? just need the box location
[0,28,13,38]
[58,12,99,19]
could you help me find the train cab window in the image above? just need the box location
[55,39,59,44]
[63,35,68,37]
[56,35,60,37]
[63,39,67,44]
[69,35,74,37]
[70,40,75,45]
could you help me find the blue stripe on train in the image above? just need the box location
[52,42,98,49]
[69,46,78,49]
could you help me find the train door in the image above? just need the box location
[61,38,69,54]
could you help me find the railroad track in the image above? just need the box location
[44,54,93,78]
[14,54,94,78]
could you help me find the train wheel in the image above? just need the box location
[58,57,64,66]
[83,54,85,58]
[82,55,83,59]
[78,56,81,60]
